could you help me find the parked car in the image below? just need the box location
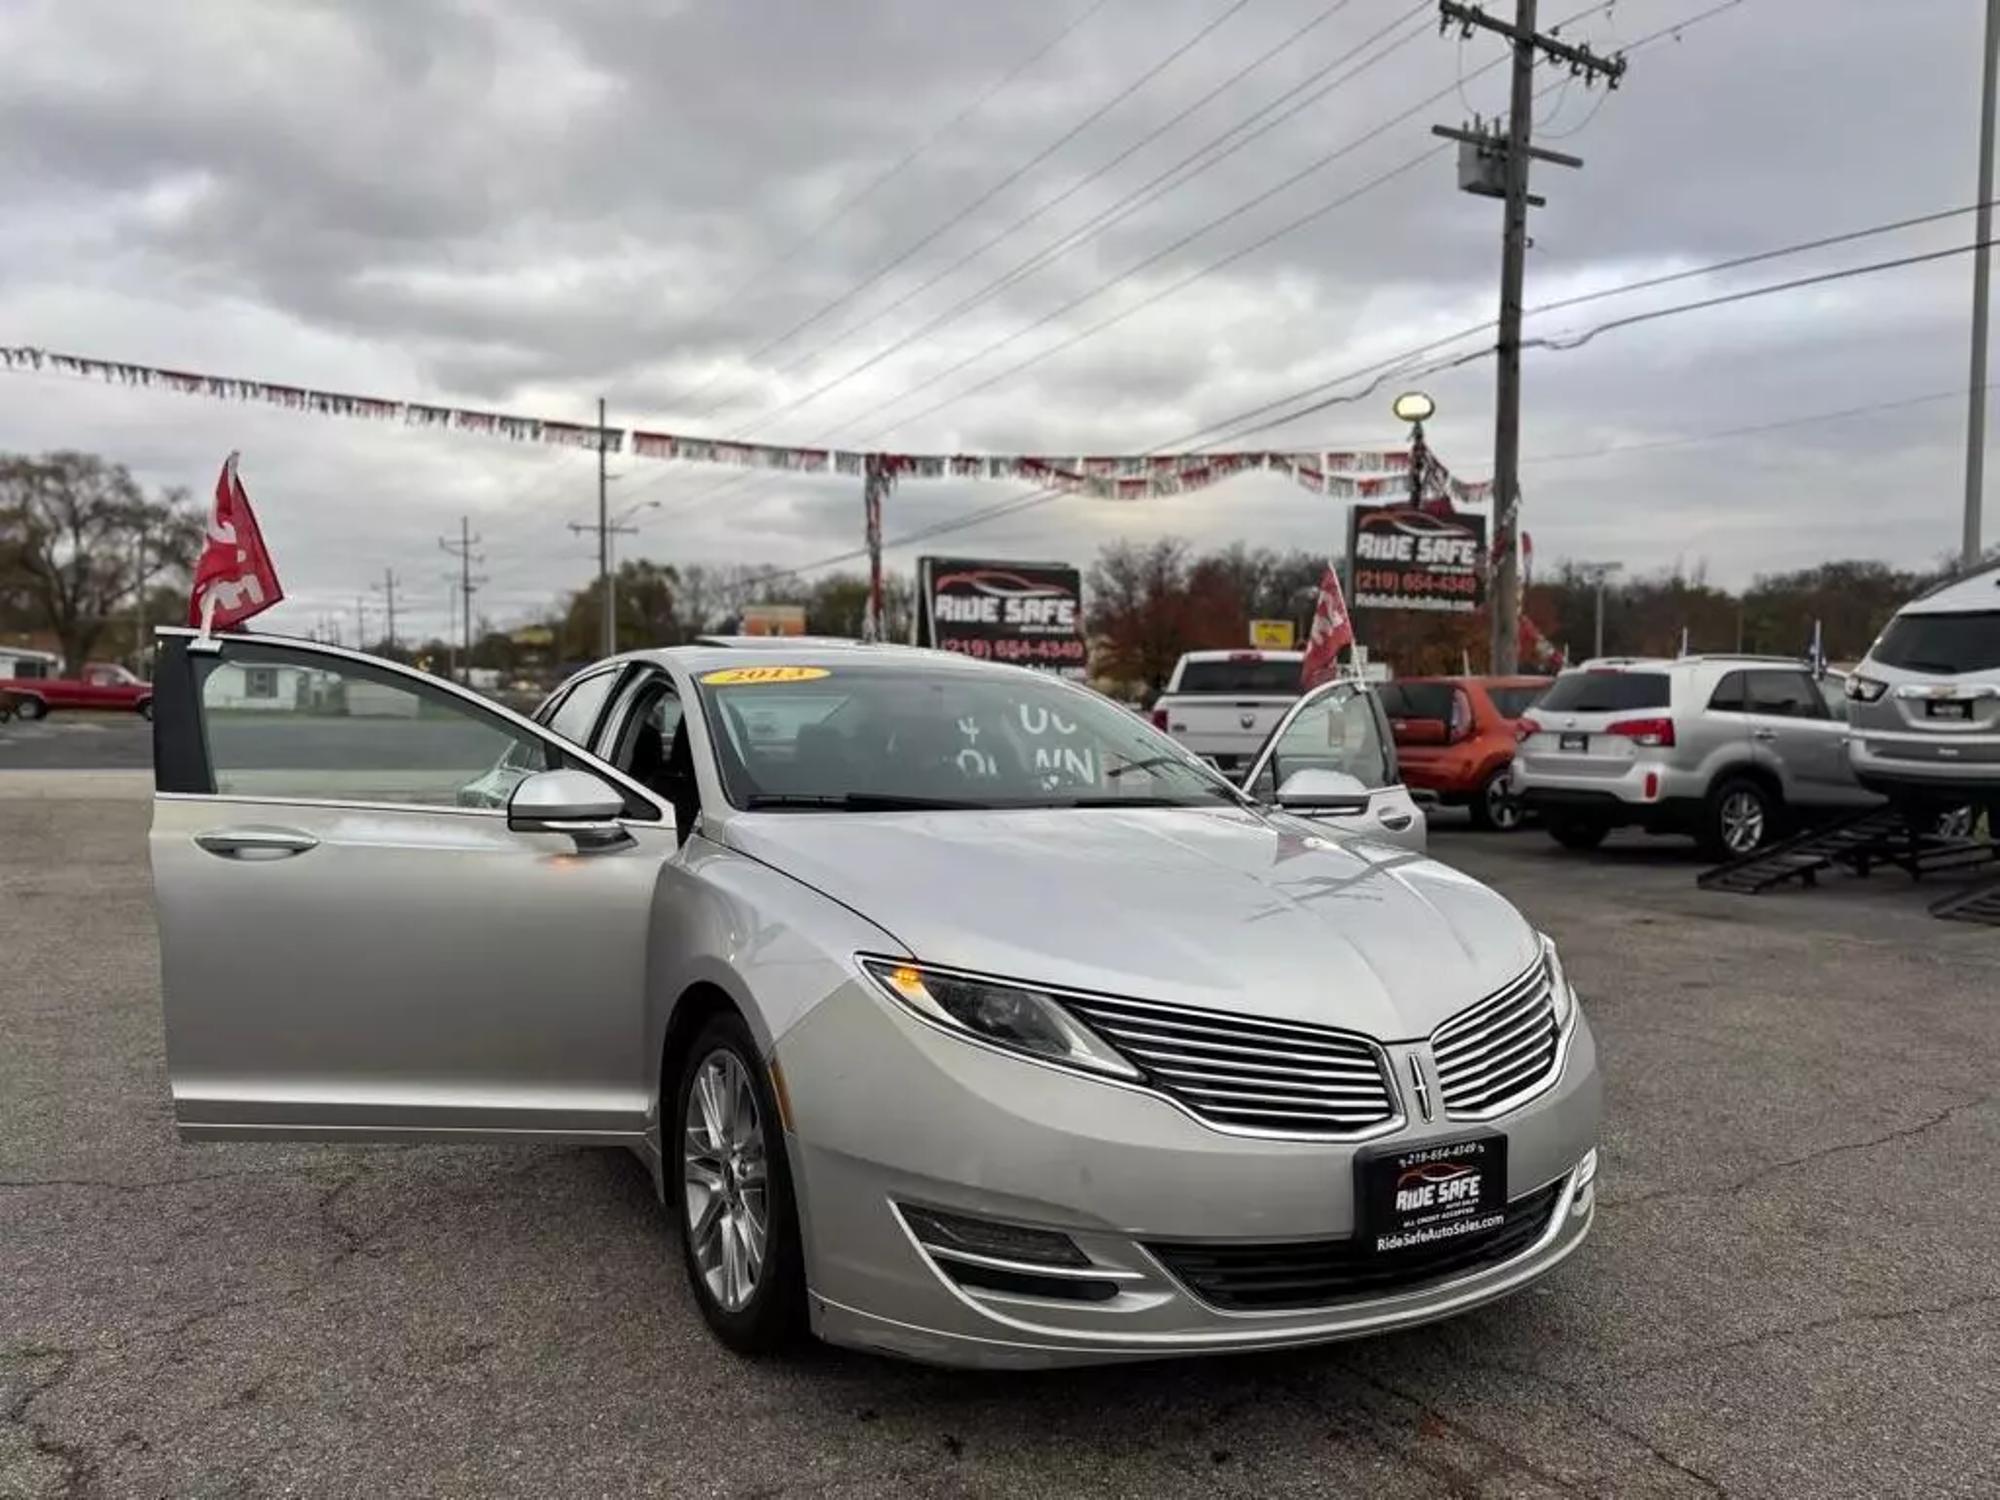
[0,660,153,720]
[1379,676,1551,831]
[149,629,1598,1369]
[1514,655,1875,857]
[1150,648,1304,780]
[1240,674,1429,851]
[1844,560,2000,822]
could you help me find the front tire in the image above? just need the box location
[1468,767,1524,832]
[1702,776,1776,859]
[13,696,46,721]
[671,1012,806,1355]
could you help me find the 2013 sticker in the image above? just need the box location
[700,665,832,685]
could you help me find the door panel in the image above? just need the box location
[150,633,673,1142]
[1743,670,1857,806]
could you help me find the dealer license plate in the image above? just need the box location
[1559,732,1589,752]
[1926,700,1973,720]
[1357,1135,1508,1255]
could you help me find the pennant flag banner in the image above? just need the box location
[0,345,1493,508]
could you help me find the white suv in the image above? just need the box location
[1513,656,1874,857]
[1845,561,2000,819]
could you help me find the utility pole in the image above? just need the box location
[439,518,485,682]
[568,400,638,658]
[1434,2,1626,671]
[132,527,147,669]
[1966,0,1999,567]
[354,596,371,652]
[372,568,402,658]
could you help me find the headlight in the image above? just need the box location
[1539,932,1576,1031]
[861,959,1141,1080]
[1844,674,1888,703]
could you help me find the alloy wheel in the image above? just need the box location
[682,1048,769,1313]
[1719,790,1766,854]
[1484,771,1523,831]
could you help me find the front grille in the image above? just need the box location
[1058,992,1397,1137]
[1148,1180,1565,1311]
[1429,958,1561,1117]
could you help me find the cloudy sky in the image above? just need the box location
[1,0,1991,640]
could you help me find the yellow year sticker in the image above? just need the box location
[700,665,831,686]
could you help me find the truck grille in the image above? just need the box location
[1059,993,1397,1137]
[1148,1180,1565,1311]
[1429,957,1561,1117]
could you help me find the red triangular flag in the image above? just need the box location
[1300,561,1355,689]
[188,453,284,631]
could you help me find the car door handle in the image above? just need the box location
[1378,810,1415,831]
[1752,728,1778,741]
[195,828,320,859]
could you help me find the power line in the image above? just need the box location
[714,0,1405,437]
[680,0,1262,423]
[656,0,1118,412]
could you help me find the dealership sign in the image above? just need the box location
[916,557,1088,677]
[1346,504,1488,613]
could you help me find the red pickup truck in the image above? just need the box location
[0,662,154,721]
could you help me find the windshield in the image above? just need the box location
[1172,658,1302,695]
[695,663,1241,811]
[1537,671,1670,713]
[1250,684,1394,795]
[1871,611,2000,674]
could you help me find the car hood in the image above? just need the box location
[721,805,1539,1039]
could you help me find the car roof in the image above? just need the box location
[1905,558,2000,613]
[1176,649,1305,663]
[631,641,1020,677]
[1394,674,1551,686]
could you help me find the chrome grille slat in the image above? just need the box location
[1435,1006,1553,1074]
[1433,988,1545,1058]
[1062,993,1396,1139]
[1429,957,1562,1119]
[1077,1024,1383,1072]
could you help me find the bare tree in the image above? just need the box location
[0,451,202,669]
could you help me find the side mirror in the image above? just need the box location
[1275,767,1373,814]
[508,769,631,852]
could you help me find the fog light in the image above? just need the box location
[1571,1148,1598,1217]
[901,1205,1089,1267]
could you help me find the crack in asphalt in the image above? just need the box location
[1333,1363,1586,1499]
[2,1345,96,1499]
[1467,1357,1732,1499]
[1602,1093,1995,1211]
[1615,1290,2000,1382]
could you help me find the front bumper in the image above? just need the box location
[775,978,1601,1369]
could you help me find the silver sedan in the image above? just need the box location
[150,631,1600,1368]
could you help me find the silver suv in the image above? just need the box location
[1513,656,1873,857]
[1845,561,2000,815]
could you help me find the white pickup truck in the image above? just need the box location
[1149,649,1306,781]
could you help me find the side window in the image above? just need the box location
[1265,687,1393,791]
[199,646,553,808]
[1708,671,1748,713]
[604,677,686,785]
[546,670,621,746]
[1817,676,1848,719]
[1746,670,1820,719]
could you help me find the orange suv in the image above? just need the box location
[1379,676,1551,830]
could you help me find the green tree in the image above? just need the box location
[0,451,202,670]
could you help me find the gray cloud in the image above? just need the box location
[1,0,1992,645]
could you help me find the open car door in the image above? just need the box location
[1241,678,1428,852]
[149,630,676,1143]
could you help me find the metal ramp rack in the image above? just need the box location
[1698,807,2000,923]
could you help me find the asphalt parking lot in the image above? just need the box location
[3,742,1998,1498]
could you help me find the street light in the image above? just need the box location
[1578,560,1624,658]
[1393,391,1436,508]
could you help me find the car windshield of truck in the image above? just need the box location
[1871,611,2000,674]
[1536,671,1670,713]
[1172,658,1302,695]
[696,664,1244,811]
